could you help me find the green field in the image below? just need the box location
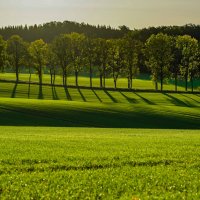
[0,74,200,199]
[0,128,200,199]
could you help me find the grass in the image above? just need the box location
[0,79,200,128]
[0,94,200,128]
[0,73,200,199]
[1,72,200,91]
[0,127,200,199]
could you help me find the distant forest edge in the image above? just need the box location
[1,21,200,42]
[0,21,200,92]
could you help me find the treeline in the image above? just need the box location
[0,21,124,42]
[1,21,200,42]
[0,32,200,92]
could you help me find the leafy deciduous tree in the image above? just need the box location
[176,35,199,91]
[0,35,7,73]
[145,33,173,91]
[94,38,108,88]
[70,33,86,87]
[46,44,58,85]
[7,35,27,82]
[107,39,126,89]
[85,38,97,88]
[123,33,140,89]
[28,39,48,85]
[52,34,71,86]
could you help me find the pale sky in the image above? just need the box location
[0,0,200,29]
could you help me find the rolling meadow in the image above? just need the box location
[0,73,200,199]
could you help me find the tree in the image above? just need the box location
[107,39,126,89]
[70,33,86,87]
[145,33,173,91]
[28,39,48,85]
[7,35,27,82]
[85,38,96,88]
[188,44,200,92]
[52,34,71,86]
[94,38,108,88]
[176,35,199,91]
[170,37,182,92]
[21,42,33,98]
[0,35,7,73]
[123,33,140,89]
[46,44,58,85]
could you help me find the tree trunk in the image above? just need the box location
[160,66,163,92]
[175,74,178,92]
[28,67,32,98]
[16,71,19,82]
[129,67,133,89]
[100,74,103,88]
[29,67,32,84]
[62,68,67,86]
[90,63,92,88]
[130,78,133,89]
[127,77,130,89]
[75,71,78,87]
[191,76,194,93]
[38,66,42,85]
[103,65,106,88]
[114,79,117,89]
[155,81,158,91]
[62,74,65,86]
[39,73,42,85]
[50,69,53,85]
[185,74,188,92]
[53,71,56,85]
[64,74,67,86]
[16,63,19,82]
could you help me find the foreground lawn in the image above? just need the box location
[0,127,199,199]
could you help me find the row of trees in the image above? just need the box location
[0,32,200,91]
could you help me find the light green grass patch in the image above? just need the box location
[0,127,199,199]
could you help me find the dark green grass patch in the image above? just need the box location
[0,97,199,128]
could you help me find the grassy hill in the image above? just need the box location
[0,73,200,199]
[0,79,199,128]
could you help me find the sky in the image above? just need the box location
[0,0,200,29]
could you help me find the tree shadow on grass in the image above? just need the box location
[163,93,193,107]
[180,94,200,104]
[64,86,72,101]
[78,88,86,102]
[11,82,18,98]
[92,89,102,102]
[103,90,118,103]
[120,91,138,104]
[38,85,43,99]
[134,93,156,105]
[0,99,199,129]
[52,86,59,100]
